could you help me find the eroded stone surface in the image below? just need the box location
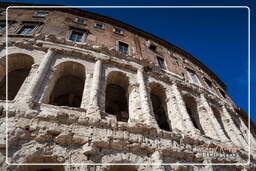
[0,4,255,171]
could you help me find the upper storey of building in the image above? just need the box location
[0,3,229,99]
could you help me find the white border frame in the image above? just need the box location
[5,5,251,166]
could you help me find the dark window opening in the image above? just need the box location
[149,44,157,51]
[18,25,35,35]
[0,69,31,100]
[50,76,84,108]
[186,107,199,130]
[69,30,84,42]
[105,84,128,122]
[0,24,5,32]
[105,71,129,122]
[211,106,230,139]
[219,88,226,98]
[184,96,205,134]
[95,23,104,29]
[0,54,34,100]
[204,78,212,89]
[0,11,5,16]
[151,93,170,131]
[118,41,129,55]
[157,56,166,69]
[75,18,86,24]
[113,27,123,34]
[47,62,85,108]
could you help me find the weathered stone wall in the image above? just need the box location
[0,4,255,171]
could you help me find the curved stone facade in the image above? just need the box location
[0,3,256,171]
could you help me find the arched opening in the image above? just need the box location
[108,165,137,171]
[15,156,65,171]
[183,95,205,134]
[149,82,171,131]
[211,105,230,139]
[0,54,34,100]
[105,71,129,122]
[48,61,85,108]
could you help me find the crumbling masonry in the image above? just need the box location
[0,3,256,171]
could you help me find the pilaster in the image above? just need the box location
[170,83,198,134]
[80,72,93,109]
[18,48,55,109]
[222,105,248,149]
[137,69,157,126]
[86,60,102,119]
[128,83,142,124]
[199,94,229,141]
[165,87,185,131]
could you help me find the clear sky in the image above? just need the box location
[3,0,256,124]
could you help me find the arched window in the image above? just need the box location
[0,54,34,100]
[183,95,204,134]
[211,105,230,139]
[149,82,170,131]
[108,165,137,171]
[46,61,85,108]
[105,71,129,122]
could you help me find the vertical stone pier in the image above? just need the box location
[222,105,248,149]
[137,69,157,126]
[199,94,229,141]
[20,48,55,109]
[170,83,198,134]
[86,60,102,119]
[128,83,143,124]
[80,72,93,110]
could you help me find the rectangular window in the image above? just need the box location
[218,88,226,98]
[0,11,5,16]
[204,78,212,90]
[35,12,47,17]
[118,41,129,55]
[149,44,157,51]
[187,69,200,85]
[69,30,84,42]
[0,24,5,32]
[157,56,166,69]
[74,18,86,24]
[95,23,104,30]
[18,25,35,35]
[113,27,123,34]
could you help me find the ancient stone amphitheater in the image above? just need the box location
[0,3,255,171]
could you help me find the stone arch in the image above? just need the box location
[44,61,85,108]
[101,152,145,170]
[105,71,129,122]
[0,53,34,100]
[183,94,205,134]
[15,156,65,171]
[149,82,171,131]
[107,165,137,171]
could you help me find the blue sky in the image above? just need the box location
[3,0,256,124]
